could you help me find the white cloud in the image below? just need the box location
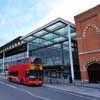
[3,0,100,37]
[1,0,100,46]
[0,14,4,25]
[34,0,53,13]
[31,0,100,30]
[16,13,33,25]
[8,0,13,3]
[5,5,20,17]
[0,20,5,25]
[0,15,5,26]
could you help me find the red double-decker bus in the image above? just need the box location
[8,57,43,86]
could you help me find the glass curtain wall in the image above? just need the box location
[27,23,80,79]
[0,52,27,72]
[30,42,70,67]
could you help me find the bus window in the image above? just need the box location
[25,70,42,80]
[17,60,22,65]
[12,61,16,66]
[31,58,42,64]
[9,71,18,76]
[26,70,36,79]
[24,58,28,64]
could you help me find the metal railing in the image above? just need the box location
[43,70,100,89]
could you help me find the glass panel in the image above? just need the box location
[43,33,59,41]
[29,43,39,50]
[24,36,35,41]
[63,46,69,51]
[70,27,76,33]
[55,27,68,37]
[33,38,45,44]
[29,39,49,50]
[46,22,65,31]
[71,32,76,40]
[63,41,69,45]
[70,27,77,40]
[53,44,60,48]
[35,30,48,37]
[42,41,52,46]
[53,37,65,42]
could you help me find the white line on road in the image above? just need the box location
[45,85,99,100]
[0,81,51,100]
[25,90,51,100]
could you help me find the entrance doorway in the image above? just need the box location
[87,63,100,83]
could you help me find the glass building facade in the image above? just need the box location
[23,18,80,79]
[0,52,27,72]
[0,18,80,79]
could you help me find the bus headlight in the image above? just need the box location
[31,64,35,70]
[39,65,43,70]
[29,75,36,79]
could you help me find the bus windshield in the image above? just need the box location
[26,70,43,80]
[31,58,42,64]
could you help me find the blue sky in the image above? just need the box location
[0,0,100,46]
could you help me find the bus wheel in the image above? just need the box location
[39,84,43,87]
[20,79,24,85]
[8,78,12,82]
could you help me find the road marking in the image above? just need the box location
[25,90,51,100]
[45,85,99,100]
[6,84,17,89]
[0,81,51,100]
[65,91,99,100]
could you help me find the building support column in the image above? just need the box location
[27,43,29,57]
[68,25,74,82]
[61,43,64,65]
[3,50,5,73]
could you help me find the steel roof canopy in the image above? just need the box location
[21,17,76,51]
[21,18,75,40]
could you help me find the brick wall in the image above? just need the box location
[74,5,100,82]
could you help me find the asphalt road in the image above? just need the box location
[0,79,99,100]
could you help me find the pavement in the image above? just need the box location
[0,79,99,100]
[45,83,100,99]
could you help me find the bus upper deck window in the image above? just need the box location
[33,58,42,64]
[31,57,42,64]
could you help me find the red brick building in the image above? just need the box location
[74,5,100,83]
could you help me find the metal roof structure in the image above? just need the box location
[21,18,76,51]
[0,37,26,58]
[0,18,76,58]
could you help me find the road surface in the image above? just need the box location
[0,79,99,100]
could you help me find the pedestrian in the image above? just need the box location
[69,75,72,83]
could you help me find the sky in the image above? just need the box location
[0,0,100,46]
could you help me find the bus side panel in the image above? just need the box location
[8,63,30,84]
